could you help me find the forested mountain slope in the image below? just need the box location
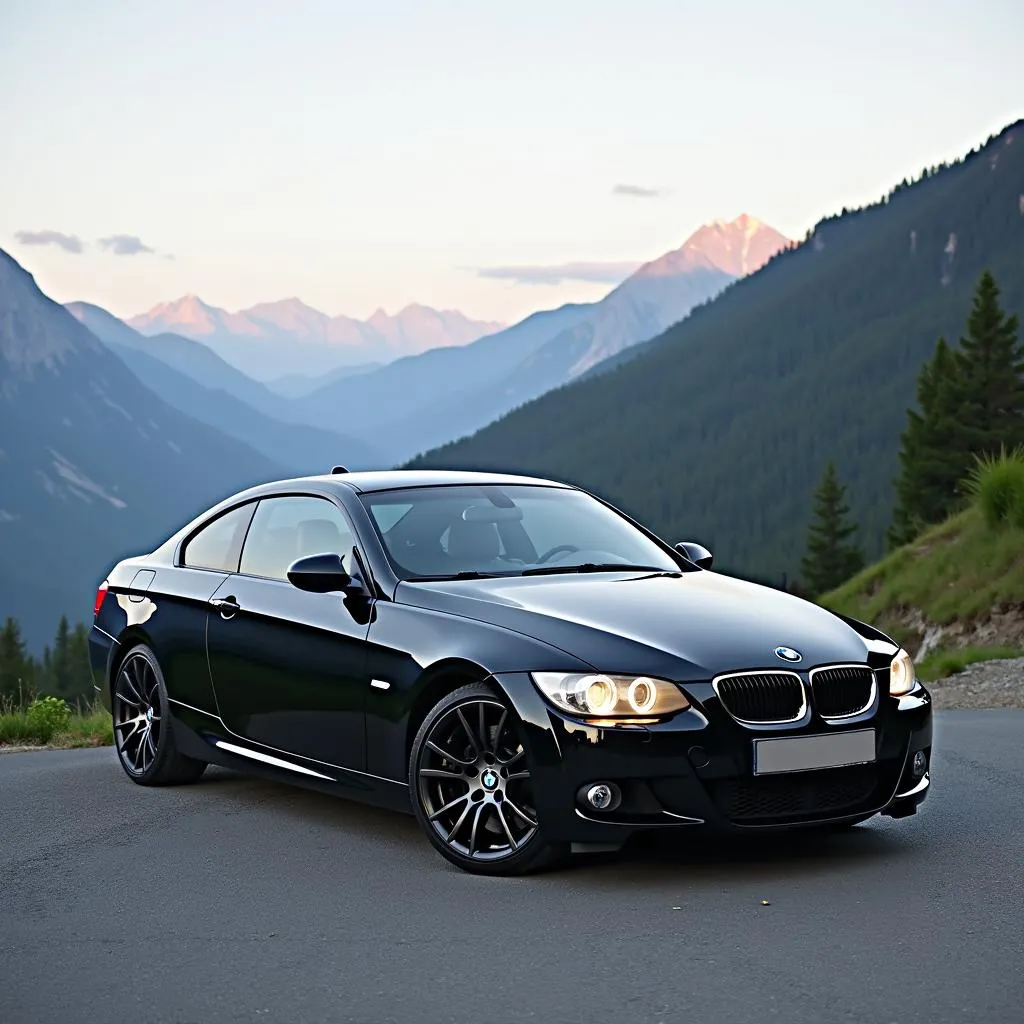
[411,121,1024,584]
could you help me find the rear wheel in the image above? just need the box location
[409,683,567,875]
[113,644,207,786]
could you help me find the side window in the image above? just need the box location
[240,496,358,582]
[182,503,256,572]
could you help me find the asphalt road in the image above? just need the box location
[2,711,1023,1024]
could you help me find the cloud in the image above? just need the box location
[612,183,666,198]
[477,260,642,286]
[98,234,157,256]
[14,230,85,254]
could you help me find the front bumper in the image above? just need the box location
[496,672,932,847]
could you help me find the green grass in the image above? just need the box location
[917,645,1024,682]
[820,506,1024,644]
[0,701,113,749]
[966,447,1024,530]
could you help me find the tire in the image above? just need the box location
[112,643,207,786]
[409,682,567,875]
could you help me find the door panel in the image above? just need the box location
[205,495,372,771]
[206,576,370,769]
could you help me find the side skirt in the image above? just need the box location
[167,699,412,813]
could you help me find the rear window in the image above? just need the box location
[182,503,255,572]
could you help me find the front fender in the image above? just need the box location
[363,600,590,779]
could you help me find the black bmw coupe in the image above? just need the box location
[89,469,932,874]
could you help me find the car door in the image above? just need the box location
[205,494,372,771]
[156,501,258,712]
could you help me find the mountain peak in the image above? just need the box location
[681,215,790,276]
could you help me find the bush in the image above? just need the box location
[966,448,1024,530]
[25,695,72,743]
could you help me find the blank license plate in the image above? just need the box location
[753,729,876,776]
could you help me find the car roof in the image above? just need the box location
[282,469,573,495]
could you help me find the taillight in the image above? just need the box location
[94,581,109,618]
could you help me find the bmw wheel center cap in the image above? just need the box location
[482,769,498,789]
[774,646,802,663]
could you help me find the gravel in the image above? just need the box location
[927,657,1024,709]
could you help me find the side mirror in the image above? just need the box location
[287,553,357,594]
[675,541,713,570]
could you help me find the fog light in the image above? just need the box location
[912,750,927,778]
[580,782,621,812]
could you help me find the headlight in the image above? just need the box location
[530,672,689,720]
[889,649,916,696]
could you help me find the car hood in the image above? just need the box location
[398,570,882,679]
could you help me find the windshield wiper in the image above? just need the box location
[411,570,512,581]
[521,563,680,577]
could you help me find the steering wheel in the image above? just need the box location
[537,544,580,564]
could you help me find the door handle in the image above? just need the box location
[209,596,240,619]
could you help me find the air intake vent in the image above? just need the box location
[713,672,805,724]
[708,765,879,823]
[810,665,876,718]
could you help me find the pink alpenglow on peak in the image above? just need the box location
[637,215,789,280]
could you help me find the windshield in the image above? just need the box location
[359,484,680,580]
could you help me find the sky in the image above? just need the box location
[3,0,1023,325]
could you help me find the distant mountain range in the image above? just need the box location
[64,216,786,466]
[125,296,505,380]
[410,121,1024,585]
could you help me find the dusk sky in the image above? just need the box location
[4,0,1022,324]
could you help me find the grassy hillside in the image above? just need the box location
[822,507,1024,634]
[410,120,1024,586]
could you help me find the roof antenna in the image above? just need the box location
[330,465,349,475]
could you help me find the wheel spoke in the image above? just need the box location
[419,768,465,781]
[491,709,508,753]
[425,740,474,766]
[498,746,525,767]
[142,661,158,703]
[495,803,518,850]
[456,708,482,757]
[121,668,145,706]
[505,769,530,782]
[131,658,147,699]
[116,690,142,709]
[429,792,470,822]
[117,717,143,743]
[504,797,537,828]
[467,804,485,856]
[132,729,147,771]
[446,800,473,842]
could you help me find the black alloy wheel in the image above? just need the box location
[410,683,566,875]
[113,644,207,786]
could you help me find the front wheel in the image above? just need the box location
[409,683,567,875]
[113,644,207,786]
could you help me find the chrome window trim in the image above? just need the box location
[711,669,807,726]
[808,663,878,721]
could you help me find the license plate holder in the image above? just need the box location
[753,728,876,776]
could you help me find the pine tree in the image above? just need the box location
[888,339,962,546]
[50,615,73,699]
[802,461,864,597]
[950,271,1024,451]
[68,623,93,705]
[0,617,32,702]
[889,271,1024,546]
